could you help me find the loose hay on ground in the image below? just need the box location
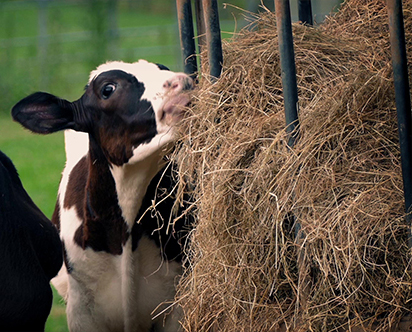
[172,1,412,331]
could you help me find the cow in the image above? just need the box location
[0,150,63,331]
[12,60,193,332]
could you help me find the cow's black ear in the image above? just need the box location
[156,63,170,71]
[12,92,76,134]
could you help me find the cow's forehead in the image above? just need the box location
[89,60,174,85]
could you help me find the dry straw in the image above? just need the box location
[171,0,412,331]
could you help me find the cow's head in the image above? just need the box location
[12,60,193,166]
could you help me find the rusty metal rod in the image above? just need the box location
[202,0,223,79]
[387,0,412,248]
[298,0,313,26]
[176,0,197,77]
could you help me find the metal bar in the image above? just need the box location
[194,0,206,54]
[176,0,197,77]
[387,0,412,248]
[275,1,307,324]
[275,0,299,147]
[298,0,313,26]
[202,0,223,79]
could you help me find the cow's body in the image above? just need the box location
[12,60,192,332]
[0,150,62,331]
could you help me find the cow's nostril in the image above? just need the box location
[171,81,180,90]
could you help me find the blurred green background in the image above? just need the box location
[0,0,342,331]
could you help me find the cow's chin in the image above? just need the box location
[127,131,175,167]
[124,92,191,167]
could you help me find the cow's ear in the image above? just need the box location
[12,92,76,134]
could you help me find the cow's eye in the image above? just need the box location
[101,83,117,99]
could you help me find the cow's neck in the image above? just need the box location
[110,156,164,229]
[89,136,164,225]
[86,142,119,221]
[77,139,127,254]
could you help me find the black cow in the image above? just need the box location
[0,150,62,332]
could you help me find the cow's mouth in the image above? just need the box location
[160,92,192,124]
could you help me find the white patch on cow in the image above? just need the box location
[51,261,69,300]
[64,130,89,166]
[128,134,174,166]
[110,155,165,228]
[58,131,89,207]
[67,250,124,332]
[51,206,83,299]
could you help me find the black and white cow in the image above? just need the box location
[12,60,193,332]
[0,150,62,331]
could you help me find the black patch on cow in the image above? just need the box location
[0,150,62,331]
[155,63,170,71]
[64,138,128,255]
[131,164,191,262]
[52,194,61,232]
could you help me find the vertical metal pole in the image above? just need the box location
[194,0,206,53]
[275,1,307,323]
[298,0,313,26]
[176,0,198,77]
[202,0,223,79]
[275,0,299,147]
[387,0,412,248]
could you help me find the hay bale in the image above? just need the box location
[173,0,412,331]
